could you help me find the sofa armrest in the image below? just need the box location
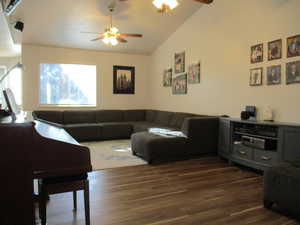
[181,117,219,155]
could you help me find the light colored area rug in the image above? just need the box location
[81,139,146,170]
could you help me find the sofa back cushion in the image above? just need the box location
[64,110,96,124]
[169,112,196,128]
[124,110,145,121]
[145,110,157,122]
[33,110,64,124]
[154,111,174,126]
[95,110,124,123]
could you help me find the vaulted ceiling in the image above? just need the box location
[1,0,206,56]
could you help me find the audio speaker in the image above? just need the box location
[14,21,24,32]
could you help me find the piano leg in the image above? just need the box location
[84,180,90,225]
[73,191,77,211]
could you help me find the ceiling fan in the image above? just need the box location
[82,4,142,46]
[119,0,213,13]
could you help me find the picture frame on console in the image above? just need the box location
[268,39,282,61]
[250,68,263,86]
[286,61,300,85]
[113,65,135,94]
[174,51,185,74]
[287,35,300,58]
[251,43,263,64]
[267,65,281,85]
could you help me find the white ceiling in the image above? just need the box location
[9,0,203,55]
[0,6,21,57]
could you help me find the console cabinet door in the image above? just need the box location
[218,119,231,157]
[279,127,300,162]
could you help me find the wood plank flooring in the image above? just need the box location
[39,157,300,225]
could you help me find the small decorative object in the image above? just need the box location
[172,74,187,95]
[267,65,281,85]
[188,62,200,84]
[163,68,172,87]
[251,43,263,63]
[250,68,263,86]
[240,111,251,120]
[113,65,135,94]
[286,61,300,85]
[174,51,185,74]
[262,106,274,121]
[268,39,282,61]
[287,35,300,58]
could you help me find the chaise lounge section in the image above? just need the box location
[33,109,219,163]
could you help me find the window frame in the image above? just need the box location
[38,62,98,108]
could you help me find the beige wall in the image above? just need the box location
[150,0,300,123]
[22,44,150,111]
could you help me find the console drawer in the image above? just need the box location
[233,144,253,160]
[254,150,278,166]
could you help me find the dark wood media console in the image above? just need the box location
[219,118,300,171]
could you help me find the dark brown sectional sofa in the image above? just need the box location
[32,109,219,163]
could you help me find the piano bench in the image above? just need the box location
[38,174,90,225]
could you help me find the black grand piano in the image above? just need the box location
[0,114,92,225]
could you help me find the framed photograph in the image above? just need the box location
[268,39,282,61]
[172,74,187,95]
[174,51,185,74]
[251,43,263,64]
[267,65,281,85]
[163,68,172,87]
[287,35,300,58]
[188,62,200,84]
[250,68,263,86]
[286,61,300,85]
[113,65,135,94]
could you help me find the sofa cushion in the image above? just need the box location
[33,110,64,124]
[64,110,96,124]
[131,122,177,133]
[145,110,157,122]
[64,123,101,142]
[98,122,132,140]
[154,111,174,126]
[95,110,124,123]
[169,112,196,128]
[124,110,145,122]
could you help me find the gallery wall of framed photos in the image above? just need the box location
[250,34,300,87]
[162,51,201,95]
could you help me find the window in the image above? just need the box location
[40,63,97,106]
[1,66,22,106]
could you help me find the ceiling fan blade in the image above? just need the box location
[81,31,103,34]
[91,37,104,41]
[194,0,213,4]
[119,33,143,38]
[116,37,128,43]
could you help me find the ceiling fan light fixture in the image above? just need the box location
[152,0,178,11]
[110,27,119,34]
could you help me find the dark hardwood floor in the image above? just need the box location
[38,157,299,225]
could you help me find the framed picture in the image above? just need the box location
[268,39,282,61]
[188,62,200,84]
[172,74,187,95]
[286,61,300,85]
[267,65,281,85]
[250,68,263,86]
[163,68,172,87]
[174,51,185,74]
[251,43,263,64]
[113,65,135,94]
[287,35,300,58]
